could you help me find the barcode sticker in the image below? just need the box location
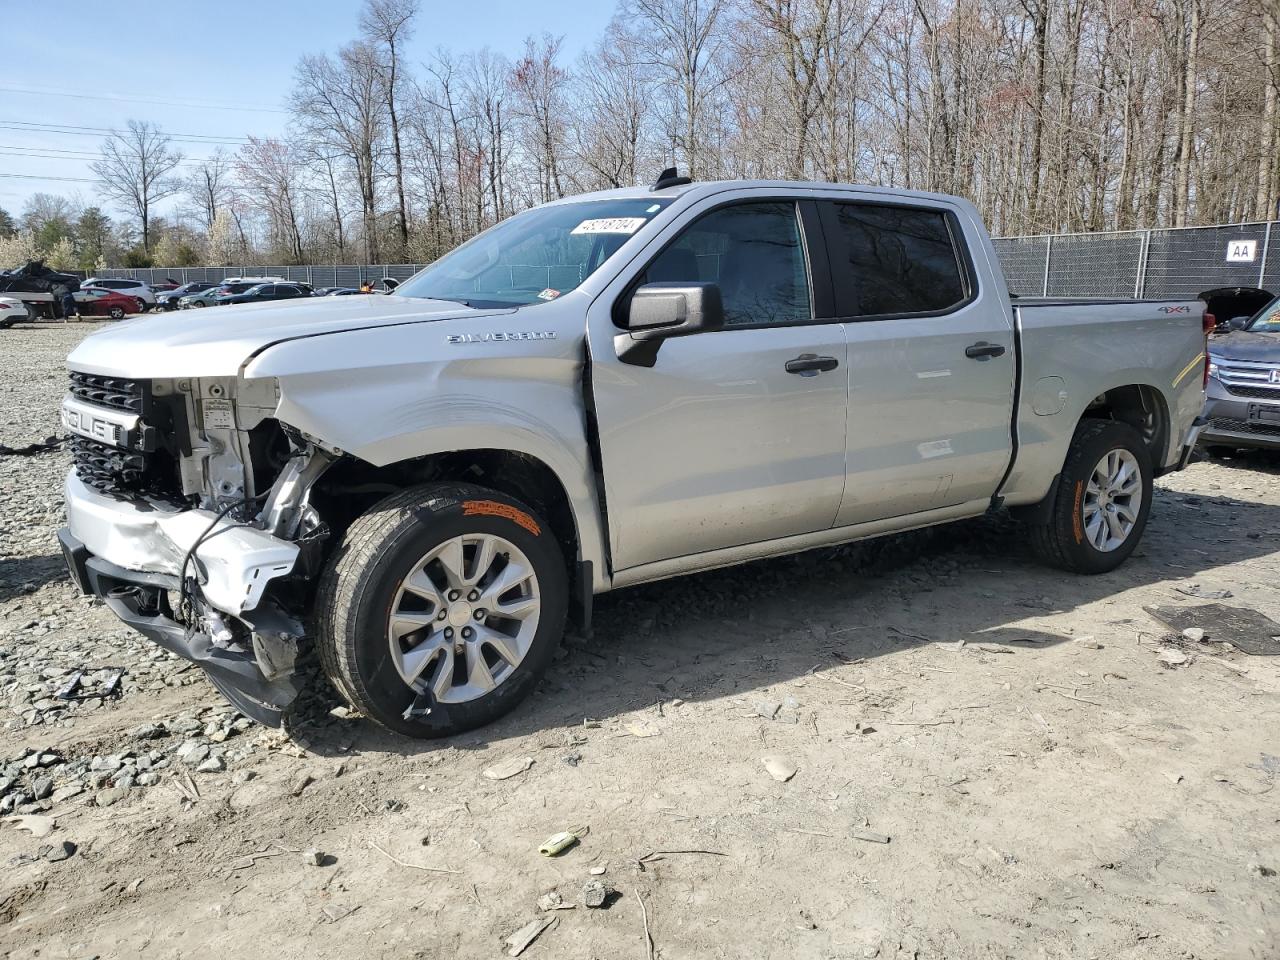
[203,399,235,430]
[570,217,648,235]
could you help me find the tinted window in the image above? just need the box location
[643,202,811,327]
[828,203,967,317]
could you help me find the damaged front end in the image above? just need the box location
[58,370,336,726]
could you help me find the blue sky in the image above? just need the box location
[0,0,617,218]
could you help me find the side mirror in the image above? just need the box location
[1228,315,1251,331]
[382,277,399,291]
[615,282,724,366]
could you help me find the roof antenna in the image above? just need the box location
[651,166,693,191]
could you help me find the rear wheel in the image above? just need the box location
[1030,419,1153,574]
[108,306,124,320]
[315,483,567,738]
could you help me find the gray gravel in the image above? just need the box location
[0,321,268,816]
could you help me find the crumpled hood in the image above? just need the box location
[66,295,511,378]
[1209,330,1280,362]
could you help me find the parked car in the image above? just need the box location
[215,282,313,306]
[1202,292,1280,452]
[73,288,142,319]
[82,278,156,309]
[156,282,217,310]
[316,287,356,296]
[0,296,32,328]
[58,175,1209,735]
[180,282,260,308]
[149,278,182,292]
[221,276,288,285]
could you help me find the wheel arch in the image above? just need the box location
[310,446,603,619]
[1081,382,1172,470]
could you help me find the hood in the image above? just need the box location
[67,295,510,378]
[1209,329,1280,362]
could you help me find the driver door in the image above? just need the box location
[587,197,849,573]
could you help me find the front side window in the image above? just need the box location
[641,201,812,327]
[828,203,969,317]
[395,198,672,308]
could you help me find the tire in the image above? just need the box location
[193,300,205,308]
[315,483,567,738]
[1029,418,1153,574]
[108,306,125,320]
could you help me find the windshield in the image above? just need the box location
[394,198,672,308]
[1247,297,1280,332]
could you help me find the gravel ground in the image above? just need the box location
[0,319,1278,959]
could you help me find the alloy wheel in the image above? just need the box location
[1082,448,1142,552]
[387,533,540,704]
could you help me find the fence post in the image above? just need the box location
[1141,231,1152,299]
[1041,235,1053,297]
[1258,222,1273,289]
[1137,230,1152,299]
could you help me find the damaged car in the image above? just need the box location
[58,176,1209,738]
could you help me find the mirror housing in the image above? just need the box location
[615,282,725,366]
[1228,315,1251,331]
[381,277,400,291]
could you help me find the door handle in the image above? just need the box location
[785,354,840,376]
[964,341,1006,360]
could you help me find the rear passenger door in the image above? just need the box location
[819,199,1016,525]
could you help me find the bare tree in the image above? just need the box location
[361,0,419,255]
[293,43,387,262]
[237,138,307,263]
[185,149,232,232]
[90,120,183,252]
[624,0,730,178]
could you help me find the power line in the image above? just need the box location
[0,84,289,115]
[0,121,256,145]
[0,173,100,183]
[0,146,229,166]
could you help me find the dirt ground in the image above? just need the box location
[1,321,1277,960]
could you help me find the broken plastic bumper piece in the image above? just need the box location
[58,472,304,726]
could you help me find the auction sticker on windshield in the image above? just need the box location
[571,217,648,235]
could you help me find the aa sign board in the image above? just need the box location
[1226,240,1258,263]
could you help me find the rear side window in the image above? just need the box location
[827,203,969,317]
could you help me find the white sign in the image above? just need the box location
[1226,240,1258,263]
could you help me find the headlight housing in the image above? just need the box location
[1207,357,1220,380]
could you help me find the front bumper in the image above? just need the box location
[60,472,306,725]
[1199,383,1280,450]
[64,471,298,616]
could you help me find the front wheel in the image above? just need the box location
[1029,419,1153,574]
[108,306,124,319]
[315,483,567,738]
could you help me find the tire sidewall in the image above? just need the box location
[337,489,567,738]
[1057,422,1153,573]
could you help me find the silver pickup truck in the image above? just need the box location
[57,177,1210,737]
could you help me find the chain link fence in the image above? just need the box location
[98,220,1280,300]
[992,221,1278,298]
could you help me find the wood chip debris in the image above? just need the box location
[762,756,798,782]
[851,829,891,844]
[504,916,556,957]
[481,756,534,781]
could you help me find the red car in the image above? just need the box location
[76,287,143,320]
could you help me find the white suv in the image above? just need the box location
[83,278,157,308]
